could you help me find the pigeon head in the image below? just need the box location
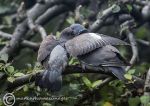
[60,24,88,43]
[70,24,88,35]
[60,27,75,42]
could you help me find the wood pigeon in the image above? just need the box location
[62,24,130,81]
[36,24,130,91]
[35,35,68,91]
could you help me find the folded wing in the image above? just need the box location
[37,35,59,64]
[65,33,129,57]
[78,45,130,67]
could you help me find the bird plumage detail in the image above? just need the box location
[36,35,68,91]
[36,23,133,91]
[63,24,130,81]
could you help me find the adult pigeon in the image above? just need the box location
[62,24,130,81]
[36,35,68,91]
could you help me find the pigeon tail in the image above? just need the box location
[108,66,126,81]
[35,69,62,92]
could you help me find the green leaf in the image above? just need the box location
[14,72,25,77]
[56,31,61,38]
[69,57,79,65]
[7,77,15,83]
[136,27,148,39]
[140,95,150,104]
[92,80,102,88]
[23,85,29,92]
[73,73,80,77]
[128,69,135,75]
[6,66,14,74]
[103,102,113,106]
[67,17,75,24]
[112,4,121,13]
[0,54,8,63]
[43,103,52,106]
[128,97,140,106]
[70,84,79,90]
[126,4,132,12]
[0,99,3,106]
[124,74,132,80]
[82,77,92,88]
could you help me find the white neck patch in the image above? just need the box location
[89,33,102,39]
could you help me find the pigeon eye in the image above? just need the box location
[70,31,75,35]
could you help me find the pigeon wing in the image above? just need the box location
[65,33,129,57]
[37,35,59,63]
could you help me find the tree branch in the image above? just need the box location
[90,4,121,32]
[0,31,39,50]
[4,65,144,92]
[0,0,78,57]
[137,39,150,46]
[5,66,113,91]
[28,18,47,40]
[120,20,138,71]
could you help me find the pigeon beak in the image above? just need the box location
[79,29,88,35]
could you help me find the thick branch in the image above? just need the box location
[0,4,71,56]
[35,4,70,25]
[26,0,72,20]
[6,66,113,91]
[90,4,121,32]
[5,65,144,92]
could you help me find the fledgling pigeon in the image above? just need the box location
[62,24,130,81]
[35,35,68,91]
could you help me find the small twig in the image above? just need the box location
[126,30,138,70]
[120,20,138,71]
[36,25,47,39]
[0,25,12,30]
[0,31,39,50]
[28,18,47,40]
[16,2,27,22]
[75,5,83,23]
[35,5,70,25]
[137,39,150,46]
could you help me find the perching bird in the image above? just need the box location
[35,35,68,91]
[62,24,130,81]
[35,26,85,91]
[36,24,130,91]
